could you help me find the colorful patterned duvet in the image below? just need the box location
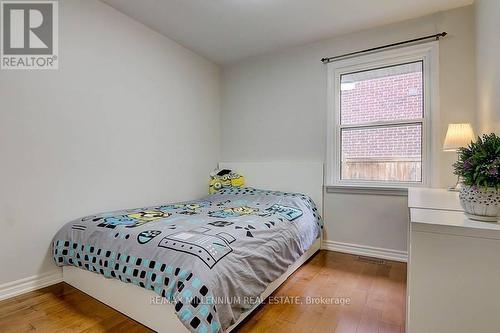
[52,187,322,333]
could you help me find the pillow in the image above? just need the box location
[209,169,245,194]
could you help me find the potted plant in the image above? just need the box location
[453,133,500,222]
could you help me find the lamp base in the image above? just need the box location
[447,180,462,192]
[447,153,462,192]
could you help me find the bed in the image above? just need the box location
[54,162,323,333]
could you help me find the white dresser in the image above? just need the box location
[407,188,500,333]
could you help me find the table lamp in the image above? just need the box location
[443,123,475,191]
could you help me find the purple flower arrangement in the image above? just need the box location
[453,133,500,189]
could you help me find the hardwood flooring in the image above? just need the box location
[238,251,406,333]
[0,251,406,332]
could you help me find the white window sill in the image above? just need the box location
[325,185,409,196]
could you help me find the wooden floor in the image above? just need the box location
[0,251,406,333]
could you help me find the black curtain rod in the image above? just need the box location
[321,32,447,64]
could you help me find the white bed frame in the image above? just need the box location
[63,162,324,332]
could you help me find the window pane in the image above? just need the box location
[341,124,422,182]
[341,61,423,125]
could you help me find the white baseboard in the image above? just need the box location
[321,240,408,262]
[0,269,63,301]
[0,240,403,302]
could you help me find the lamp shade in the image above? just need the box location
[443,123,475,151]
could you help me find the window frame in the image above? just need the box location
[326,42,439,188]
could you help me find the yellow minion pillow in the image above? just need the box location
[209,169,245,194]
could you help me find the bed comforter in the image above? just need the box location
[52,187,322,333]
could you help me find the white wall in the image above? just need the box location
[221,6,476,253]
[0,0,220,285]
[475,0,500,134]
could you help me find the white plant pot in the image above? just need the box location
[459,185,500,222]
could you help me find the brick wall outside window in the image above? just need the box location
[340,71,423,181]
[341,71,422,160]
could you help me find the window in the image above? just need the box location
[326,43,438,188]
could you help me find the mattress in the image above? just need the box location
[52,187,322,333]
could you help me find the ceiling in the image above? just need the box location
[101,0,473,65]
